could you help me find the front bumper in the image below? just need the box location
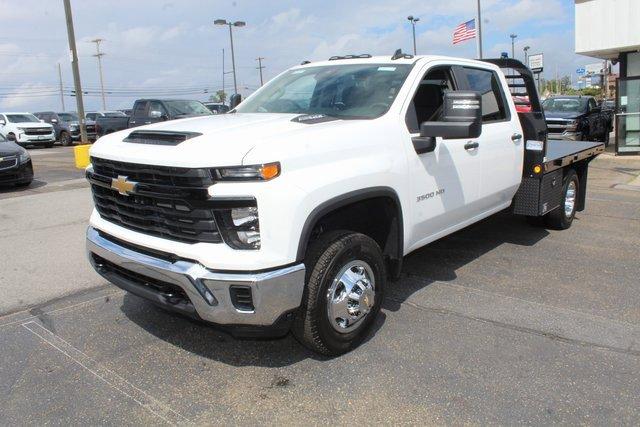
[86,227,305,335]
[0,159,33,185]
[71,130,97,140]
[547,131,580,141]
[17,132,55,145]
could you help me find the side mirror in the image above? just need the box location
[229,93,242,109]
[0,119,5,126]
[420,91,482,140]
[39,119,45,123]
[51,118,58,124]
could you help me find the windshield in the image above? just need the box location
[542,98,588,113]
[58,112,78,122]
[236,64,412,119]
[6,114,39,123]
[165,100,212,116]
[102,111,127,118]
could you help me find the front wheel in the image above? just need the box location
[544,169,579,230]
[293,231,386,356]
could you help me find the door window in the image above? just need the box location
[132,102,148,118]
[460,67,509,122]
[148,101,167,117]
[405,67,455,133]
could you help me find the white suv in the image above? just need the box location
[0,112,56,148]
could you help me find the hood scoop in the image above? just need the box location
[123,130,202,146]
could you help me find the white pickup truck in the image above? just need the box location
[86,54,603,355]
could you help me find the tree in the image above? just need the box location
[209,90,227,104]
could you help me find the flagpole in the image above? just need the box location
[476,0,483,59]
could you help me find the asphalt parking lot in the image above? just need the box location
[1,146,639,424]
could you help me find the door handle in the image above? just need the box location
[464,141,479,150]
[511,133,523,141]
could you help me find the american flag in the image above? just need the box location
[452,19,476,45]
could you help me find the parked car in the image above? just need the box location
[87,111,130,138]
[543,95,612,146]
[85,56,604,355]
[0,131,33,187]
[0,112,55,148]
[34,111,97,145]
[599,98,616,131]
[204,102,230,114]
[127,99,213,128]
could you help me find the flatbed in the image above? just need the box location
[545,139,605,172]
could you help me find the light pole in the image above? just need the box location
[407,16,420,55]
[214,19,245,96]
[523,45,530,66]
[510,34,517,59]
[256,57,265,86]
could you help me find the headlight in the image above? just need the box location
[213,162,280,181]
[70,124,79,130]
[215,205,260,250]
[18,148,30,164]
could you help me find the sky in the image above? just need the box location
[0,0,603,112]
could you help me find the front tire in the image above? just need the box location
[60,131,72,146]
[544,169,579,230]
[293,231,386,356]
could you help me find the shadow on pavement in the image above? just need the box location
[0,179,46,194]
[119,211,546,367]
[384,211,549,311]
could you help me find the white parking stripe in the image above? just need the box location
[22,321,192,425]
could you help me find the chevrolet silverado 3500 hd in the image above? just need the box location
[85,55,603,355]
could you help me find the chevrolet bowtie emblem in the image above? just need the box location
[111,175,137,196]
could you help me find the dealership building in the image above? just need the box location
[575,0,640,154]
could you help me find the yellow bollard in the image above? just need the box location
[74,144,91,169]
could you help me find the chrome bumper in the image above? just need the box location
[86,227,305,327]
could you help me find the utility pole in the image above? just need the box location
[407,16,420,55]
[57,63,65,112]
[62,0,87,144]
[256,57,265,86]
[476,0,483,59]
[91,38,107,110]
[221,48,225,99]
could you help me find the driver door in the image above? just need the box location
[404,64,483,251]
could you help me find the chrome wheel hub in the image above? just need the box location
[564,180,576,218]
[326,260,375,333]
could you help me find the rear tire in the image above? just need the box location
[544,169,579,230]
[293,231,386,356]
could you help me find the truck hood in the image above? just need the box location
[13,122,53,129]
[90,113,351,167]
[545,111,585,120]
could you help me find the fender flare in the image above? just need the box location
[295,186,404,267]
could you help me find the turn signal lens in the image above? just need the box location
[260,163,280,180]
[533,165,542,174]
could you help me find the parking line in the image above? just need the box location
[22,321,191,425]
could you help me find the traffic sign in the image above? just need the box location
[528,53,543,73]
[576,67,586,75]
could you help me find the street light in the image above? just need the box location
[407,15,420,55]
[214,19,246,96]
[523,45,530,66]
[510,33,517,59]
